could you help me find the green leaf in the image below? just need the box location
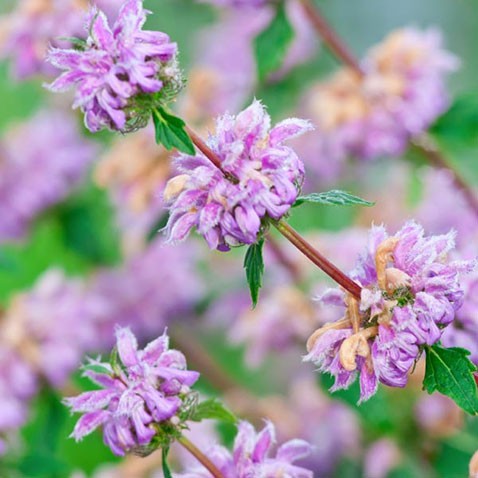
[82,363,111,375]
[423,344,478,415]
[191,398,238,424]
[244,239,265,307]
[294,190,375,208]
[431,94,478,147]
[152,107,195,155]
[254,1,294,82]
[162,448,173,478]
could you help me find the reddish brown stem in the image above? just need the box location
[274,220,362,299]
[298,0,364,76]
[413,134,478,219]
[185,125,223,170]
[178,436,225,478]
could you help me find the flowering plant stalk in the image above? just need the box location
[43,0,478,453]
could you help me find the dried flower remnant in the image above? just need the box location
[297,27,458,182]
[0,109,96,243]
[164,100,313,251]
[65,327,199,456]
[47,0,179,133]
[178,420,313,477]
[305,221,475,401]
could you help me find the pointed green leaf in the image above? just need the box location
[82,363,111,375]
[294,190,375,208]
[244,239,265,308]
[191,398,238,424]
[152,107,195,155]
[254,1,294,82]
[162,447,173,478]
[423,344,478,415]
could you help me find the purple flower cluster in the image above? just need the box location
[442,269,478,364]
[0,0,124,79]
[66,327,199,456]
[305,221,475,401]
[0,108,96,242]
[0,269,98,453]
[47,0,178,132]
[179,420,313,477]
[0,236,201,453]
[0,347,37,454]
[2,269,99,387]
[297,28,458,183]
[164,100,313,250]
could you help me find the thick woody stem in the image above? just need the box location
[298,0,364,76]
[178,436,225,478]
[275,220,362,299]
[413,134,478,220]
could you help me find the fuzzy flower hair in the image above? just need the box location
[305,221,475,401]
[164,100,313,251]
[65,327,199,456]
[47,0,179,132]
[178,420,313,477]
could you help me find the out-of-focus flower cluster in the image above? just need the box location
[0,108,95,243]
[165,100,313,250]
[297,28,459,183]
[0,0,124,79]
[94,127,172,253]
[182,0,318,122]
